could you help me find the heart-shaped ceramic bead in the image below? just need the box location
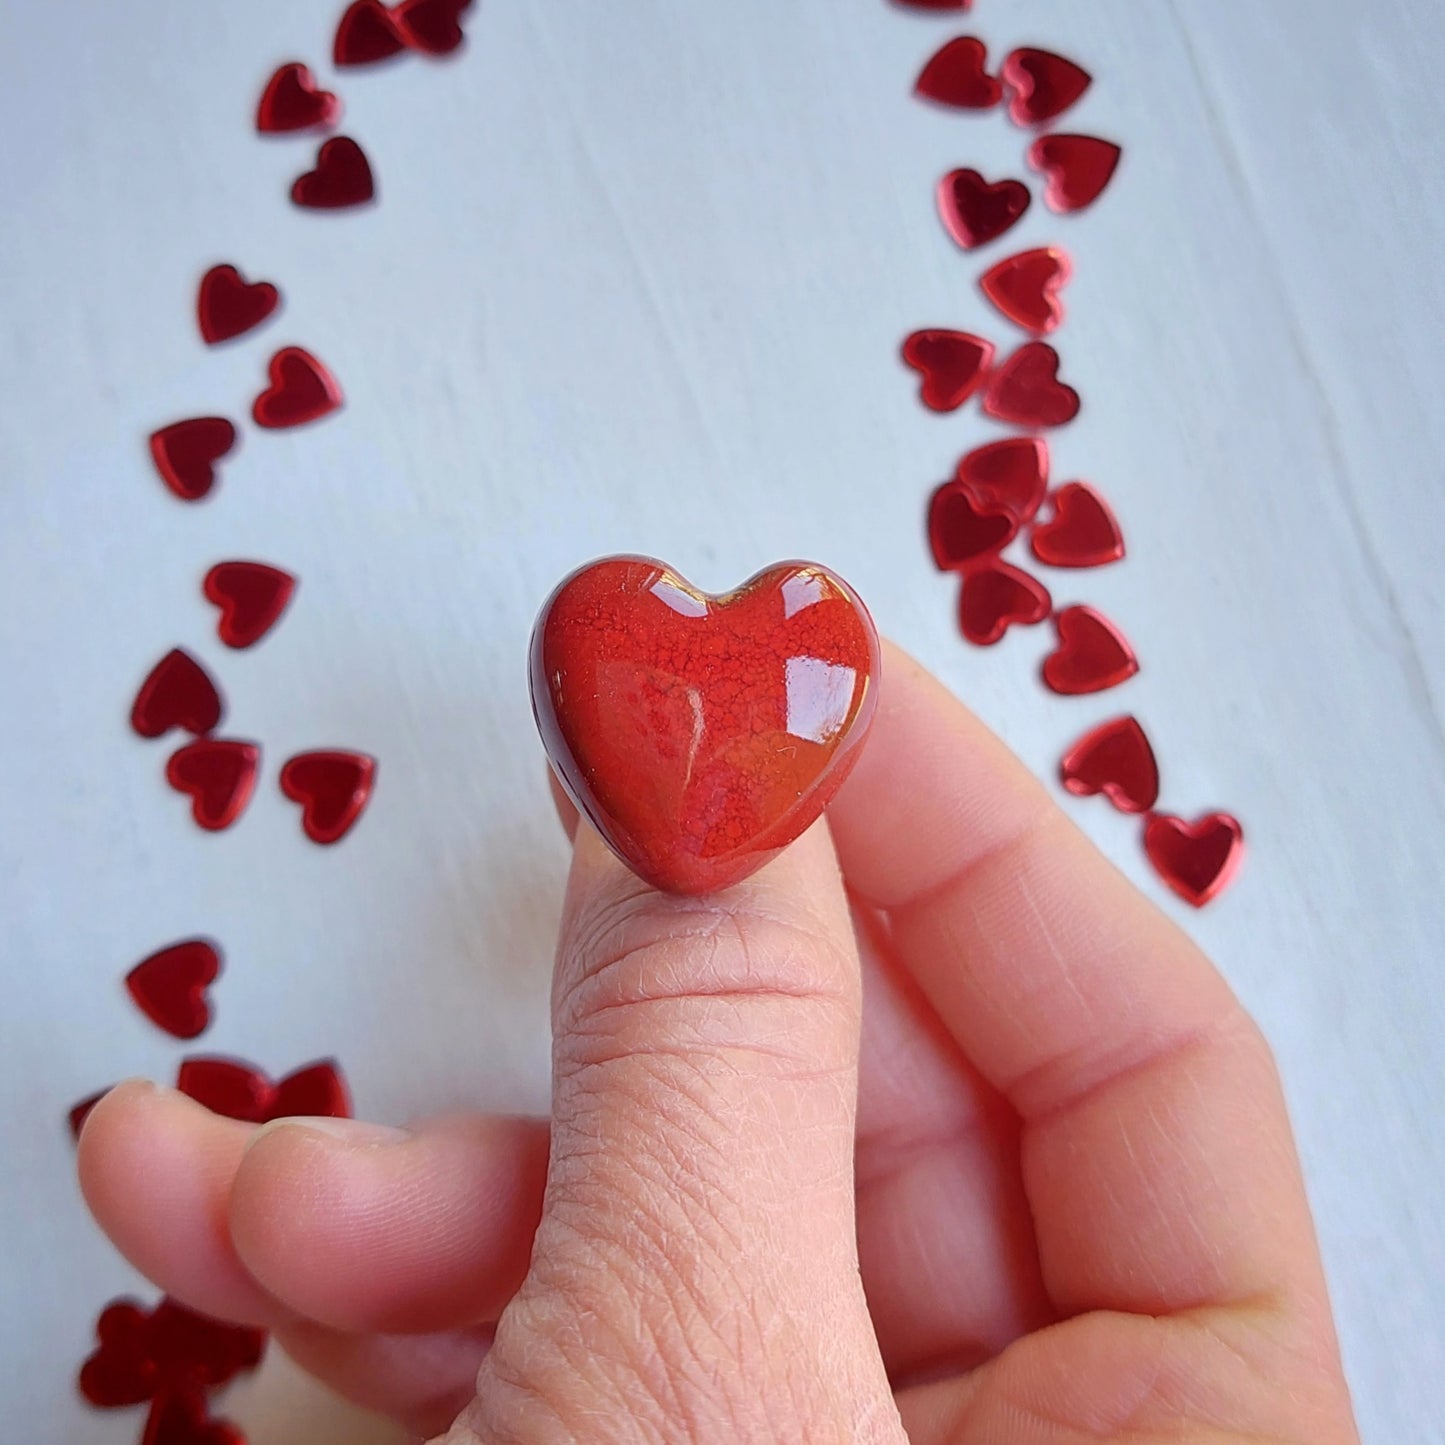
[531,557,880,895]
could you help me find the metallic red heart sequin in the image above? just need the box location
[252,347,344,429]
[280,750,377,844]
[936,169,1030,250]
[532,557,880,895]
[142,1388,246,1445]
[1030,482,1125,568]
[983,342,1080,427]
[1002,47,1092,126]
[131,649,223,740]
[203,562,296,649]
[333,0,407,66]
[290,136,375,210]
[176,1056,352,1123]
[149,418,237,502]
[270,1059,353,1118]
[953,437,1050,523]
[914,37,1001,109]
[256,62,342,134]
[1030,134,1122,213]
[197,265,280,346]
[395,0,473,55]
[1144,812,1244,907]
[1042,605,1138,694]
[958,560,1051,646]
[900,329,995,412]
[125,940,220,1040]
[1060,716,1159,813]
[79,1301,156,1407]
[166,740,260,832]
[979,247,1070,335]
[927,481,1018,570]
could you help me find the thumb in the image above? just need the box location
[453,819,904,1445]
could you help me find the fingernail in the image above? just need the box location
[243,1116,409,1154]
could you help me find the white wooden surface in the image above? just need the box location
[1,1,1441,1440]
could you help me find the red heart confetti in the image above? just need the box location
[256,61,342,135]
[68,1089,109,1142]
[395,0,474,55]
[983,341,1080,428]
[290,136,375,210]
[927,480,1018,571]
[148,418,237,503]
[269,1058,353,1120]
[958,560,1051,646]
[196,264,280,346]
[979,247,1071,335]
[131,649,223,741]
[936,168,1030,250]
[1060,715,1159,814]
[1030,482,1125,568]
[125,939,221,1040]
[953,436,1050,523]
[252,347,344,429]
[165,739,260,832]
[203,561,297,650]
[1042,605,1139,695]
[1144,812,1245,907]
[280,750,378,845]
[1029,133,1123,214]
[900,329,995,412]
[177,1056,351,1124]
[914,37,1001,110]
[78,1301,156,1407]
[333,0,407,67]
[1001,47,1092,126]
[142,1388,246,1445]
[532,557,880,894]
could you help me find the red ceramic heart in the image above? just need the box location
[979,247,1070,335]
[936,168,1030,250]
[914,37,1001,109]
[531,557,880,895]
[149,418,237,502]
[197,265,280,345]
[131,649,224,740]
[79,1301,157,1407]
[1144,812,1244,907]
[142,1388,245,1445]
[953,437,1049,523]
[1060,716,1159,814]
[927,481,1018,571]
[957,560,1051,646]
[125,939,220,1040]
[395,0,473,54]
[256,61,342,134]
[983,342,1080,428]
[166,740,260,831]
[177,1056,351,1123]
[900,329,995,412]
[1030,134,1123,213]
[1002,47,1092,126]
[280,751,377,844]
[204,562,297,649]
[68,1089,109,1142]
[333,0,407,66]
[1042,606,1139,694]
[252,347,344,429]
[1030,482,1125,568]
[291,136,375,210]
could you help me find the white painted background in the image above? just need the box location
[1,1,1441,1439]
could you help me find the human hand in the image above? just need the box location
[78,642,1361,1443]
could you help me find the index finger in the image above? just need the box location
[828,643,1335,1335]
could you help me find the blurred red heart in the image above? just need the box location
[280,750,377,845]
[142,1388,245,1445]
[130,649,223,740]
[333,0,406,66]
[177,1056,351,1123]
[1030,134,1122,213]
[1002,47,1092,125]
[269,1059,353,1119]
[983,342,1080,428]
[900,329,995,412]
[1030,482,1125,568]
[927,481,1018,570]
[395,0,473,55]
[197,265,279,345]
[256,62,342,134]
[1144,812,1244,907]
[936,168,1030,249]
[149,418,237,502]
[952,437,1049,523]
[78,1301,156,1407]
[125,940,221,1040]
[1042,606,1138,694]
[203,562,297,649]
[979,247,1070,334]
[958,560,1051,646]
[68,1089,109,1142]
[290,136,375,210]
[1060,716,1159,813]
[252,348,344,429]
[165,740,260,832]
[914,37,1001,109]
